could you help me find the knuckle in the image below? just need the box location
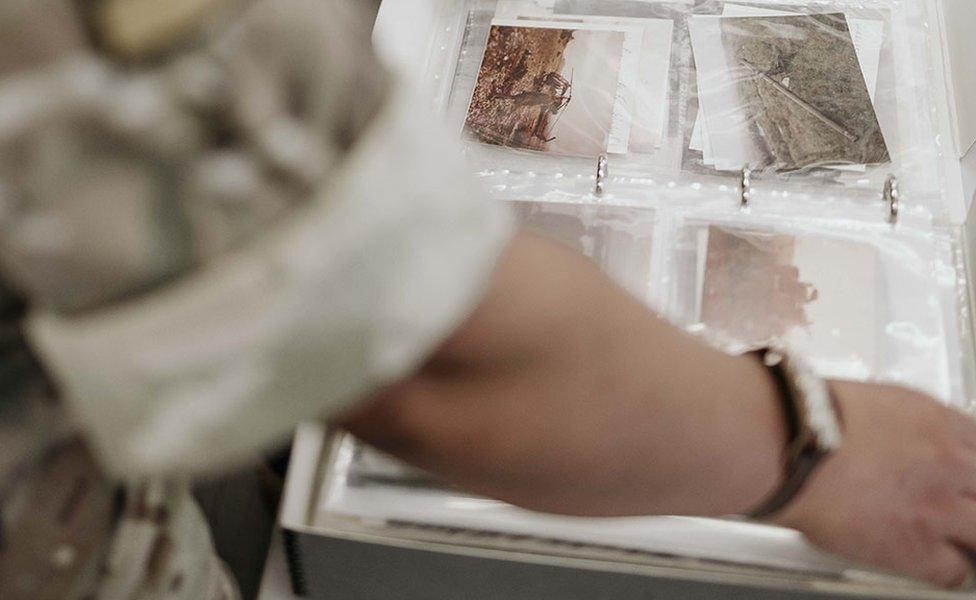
[926,561,970,589]
[906,546,970,589]
[884,510,944,553]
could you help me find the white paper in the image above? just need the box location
[697,228,881,379]
[689,15,756,170]
[609,25,644,154]
[787,235,880,377]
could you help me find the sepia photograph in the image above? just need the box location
[698,227,815,346]
[697,227,879,372]
[464,22,628,157]
[720,13,890,170]
[529,13,675,153]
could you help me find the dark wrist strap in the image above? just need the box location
[747,438,831,520]
[746,350,840,520]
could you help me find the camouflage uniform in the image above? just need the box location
[0,0,385,597]
[0,0,512,597]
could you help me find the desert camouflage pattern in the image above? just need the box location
[1,439,237,600]
[0,0,384,313]
[0,0,387,597]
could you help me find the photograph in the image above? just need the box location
[690,5,884,174]
[464,22,630,157]
[720,13,890,170]
[697,227,879,372]
[530,13,675,153]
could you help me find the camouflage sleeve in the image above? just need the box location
[0,0,513,477]
[0,0,386,313]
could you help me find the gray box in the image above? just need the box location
[279,425,968,600]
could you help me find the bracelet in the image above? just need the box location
[746,348,843,520]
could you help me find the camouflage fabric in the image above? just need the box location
[0,438,239,600]
[96,481,239,600]
[0,0,387,597]
[0,0,386,314]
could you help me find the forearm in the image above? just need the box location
[336,233,786,517]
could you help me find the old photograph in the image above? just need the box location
[698,227,814,346]
[690,5,884,174]
[464,22,629,157]
[720,13,890,170]
[697,227,879,372]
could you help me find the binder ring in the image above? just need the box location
[883,175,899,224]
[595,154,608,196]
[740,167,753,207]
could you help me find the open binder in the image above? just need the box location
[280,1,976,598]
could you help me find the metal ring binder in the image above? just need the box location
[595,155,608,196]
[735,170,899,224]
[883,175,899,224]
[740,167,753,207]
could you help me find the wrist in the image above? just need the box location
[724,352,790,515]
[743,350,844,521]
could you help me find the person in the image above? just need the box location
[0,0,975,597]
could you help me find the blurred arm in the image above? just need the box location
[336,232,787,517]
[338,232,976,590]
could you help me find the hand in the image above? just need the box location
[773,381,976,588]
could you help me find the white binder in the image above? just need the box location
[275,2,976,598]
